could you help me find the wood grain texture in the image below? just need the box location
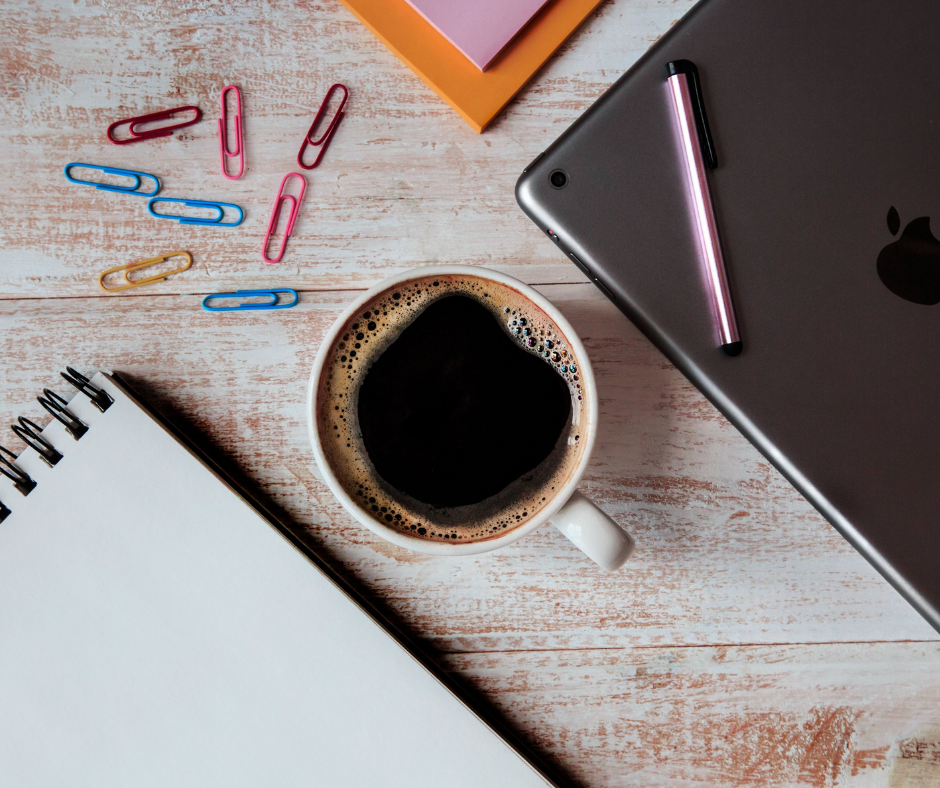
[444,643,940,787]
[2,1,938,786]
[0,288,934,650]
[0,0,693,298]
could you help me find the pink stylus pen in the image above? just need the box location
[667,60,742,357]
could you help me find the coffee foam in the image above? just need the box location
[317,274,589,544]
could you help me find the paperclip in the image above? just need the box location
[147,197,244,227]
[262,173,306,263]
[98,250,193,292]
[218,85,244,180]
[202,288,299,312]
[107,105,201,145]
[297,83,348,170]
[64,163,161,197]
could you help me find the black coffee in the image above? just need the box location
[317,274,588,544]
[358,296,571,508]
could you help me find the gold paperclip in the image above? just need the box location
[98,250,193,292]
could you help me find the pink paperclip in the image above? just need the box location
[218,85,244,179]
[297,83,348,170]
[262,173,306,264]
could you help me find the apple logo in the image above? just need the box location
[877,206,940,305]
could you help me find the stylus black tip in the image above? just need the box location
[722,341,743,357]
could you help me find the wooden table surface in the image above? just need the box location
[2,1,939,785]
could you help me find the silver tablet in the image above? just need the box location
[516,0,940,632]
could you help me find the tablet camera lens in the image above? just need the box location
[549,170,568,189]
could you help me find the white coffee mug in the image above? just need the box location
[306,265,634,570]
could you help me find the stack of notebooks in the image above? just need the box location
[339,0,604,132]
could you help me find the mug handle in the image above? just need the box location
[550,490,634,571]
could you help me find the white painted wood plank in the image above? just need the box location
[0,0,696,298]
[444,642,940,788]
[0,285,934,650]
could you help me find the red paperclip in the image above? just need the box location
[107,105,202,145]
[218,85,244,180]
[297,83,348,170]
[263,173,307,264]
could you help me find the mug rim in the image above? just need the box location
[306,265,598,556]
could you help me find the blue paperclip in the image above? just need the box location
[202,288,299,312]
[147,197,244,227]
[64,162,160,197]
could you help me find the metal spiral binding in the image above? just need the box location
[0,369,111,521]
[0,445,37,496]
[38,389,88,440]
[61,367,112,412]
[12,417,63,467]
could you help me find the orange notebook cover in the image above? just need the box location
[338,0,604,133]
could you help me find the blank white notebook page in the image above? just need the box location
[0,373,552,788]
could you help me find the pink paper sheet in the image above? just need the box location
[404,0,551,71]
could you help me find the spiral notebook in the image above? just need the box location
[0,371,558,787]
